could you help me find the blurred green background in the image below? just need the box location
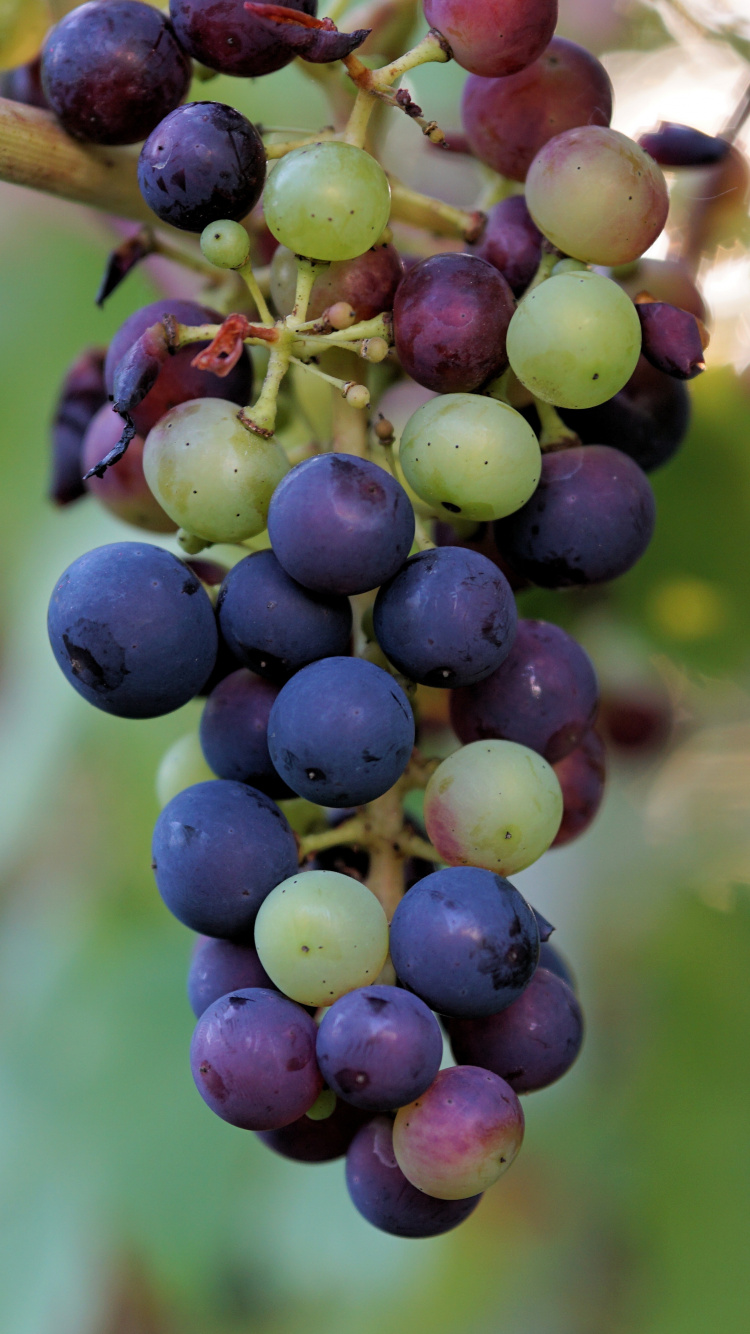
[2,2,750,1331]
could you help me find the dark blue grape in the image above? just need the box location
[138,102,266,233]
[190,988,322,1130]
[532,907,555,943]
[152,780,298,938]
[373,547,517,688]
[0,57,49,109]
[267,657,415,807]
[447,968,584,1093]
[346,1117,482,1238]
[187,935,277,1017]
[50,348,107,506]
[474,195,543,294]
[268,454,415,596]
[560,355,690,473]
[216,550,352,681]
[200,668,293,800]
[636,301,705,380]
[450,619,599,763]
[538,941,577,992]
[316,986,443,1112]
[639,122,730,168]
[41,1,191,146]
[257,1099,371,1163]
[389,866,539,1018]
[494,446,656,587]
[48,543,217,719]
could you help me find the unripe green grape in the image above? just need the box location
[424,740,563,875]
[254,870,389,1007]
[263,142,391,262]
[200,220,250,270]
[156,733,214,808]
[507,272,642,409]
[399,394,541,522]
[306,1089,337,1121]
[143,399,290,544]
[552,258,588,276]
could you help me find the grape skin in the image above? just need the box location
[187,936,277,1018]
[263,143,392,263]
[0,56,48,109]
[259,1100,371,1164]
[346,1118,482,1237]
[552,728,607,848]
[50,348,107,507]
[560,354,691,473]
[199,669,293,800]
[82,405,176,534]
[170,0,317,78]
[539,941,577,991]
[473,196,543,296]
[424,0,557,78]
[316,986,443,1112]
[156,733,215,809]
[270,242,403,322]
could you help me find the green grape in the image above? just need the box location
[506,271,642,410]
[306,1089,337,1121]
[254,870,389,1007]
[552,258,588,276]
[423,740,563,875]
[399,394,541,522]
[143,399,290,544]
[0,0,49,69]
[156,733,214,808]
[200,220,250,270]
[263,142,391,262]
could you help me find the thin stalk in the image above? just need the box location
[237,258,274,325]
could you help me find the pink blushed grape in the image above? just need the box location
[424,0,557,78]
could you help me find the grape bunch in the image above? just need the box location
[5,0,722,1238]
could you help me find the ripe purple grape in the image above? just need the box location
[636,301,706,380]
[346,1117,482,1236]
[560,355,691,473]
[393,253,515,393]
[199,669,293,800]
[316,986,443,1113]
[552,728,607,848]
[424,0,558,78]
[82,406,176,534]
[259,1099,371,1163]
[0,56,48,109]
[462,36,613,182]
[538,941,577,991]
[171,0,317,77]
[41,1,191,146]
[188,936,277,1017]
[50,348,107,507]
[639,121,730,168]
[473,196,543,296]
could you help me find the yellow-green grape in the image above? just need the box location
[200,220,250,270]
[424,740,563,875]
[0,0,49,69]
[156,733,215,808]
[399,394,541,522]
[254,870,389,1007]
[506,271,642,410]
[263,142,392,262]
[552,258,588,276]
[143,399,290,544]
[306,1089,337,1121]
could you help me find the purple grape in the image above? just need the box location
[389,866,539,1018]
[639,122,730,168]
[473,196,543,296]
[50,348,107,506]
[552,728,607,848]
[0,57,48,109]
[105,300,252,438]
[41,1,191,146]
[560,355,691,473]
[424,0,557,79]
[267,454,415,596]
[267,657,415,808]
[170,0,369,78]
[373,547,517,688]
[450,619,599,763]
[190,988,322,1130]
[199,668,293,799]
[346,1117,482,1237]
[494,446,656,587]
[82,406,176,534]
[216,550,352,681]
[151,780,298,938]
[636,301,706,380]
[138,102,266,233]
[599,687,673,753]
[257,1100,371,1163]
[538,941,577,991]
[393,254,515,393]
[447,968,584,1094]
[47,543,218,719]
[187,936,277,1017]
[316,986,443,1112]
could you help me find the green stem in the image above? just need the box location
[534,398,581,452]
[242,339,293,436]
[288,257,329,329]
[298,817,366,859]
[525,247,558,295]
[237,258,274,325]
[389,177,485,242]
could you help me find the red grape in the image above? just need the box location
[552,728,606,847]
[636,302,706,380]
[50,348,107,507]
[473,196,543,296]
[82,406,176,534]
[424,0,558,78]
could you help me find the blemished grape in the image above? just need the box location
[389,867,539,1018]
[424,740,563,875]
[506,271,642,410]
[156,732,215,809]
[450,619,600,763]
[0,56,48,109]
[267,453,414,596]
[216,550,352,682]
[187,935,277,1018]
[346,1118,482,1237]
[82,406,176,534]
[473,196,543,296]
[424,0,557,78]
[639,121,730,168]
[200,220,250,271]
[267,657,415,808]
[494,446,656,587]
[199,669,292,800]
[270,241,404,322]
[152,780,299,939]
[48,543,218,719]
[254,870,390,1006]
[143,399,290,545]
[447,968,584,1093]
[373,547,517,688]
[393,1065,524,1199]
[525,126,669,266]
[170,0,317,78]
[560,354,691,473]
[263,143,392,262]
[190,988,322,1130]
[316,986,443,1112]
[393,254,515,393]
[552,728,607,848]
[399,393,541,522]
[259,1099,371,1164]
[50,348,107,507]
[636,301,706,380]
[105,300,252,439]
[461,37,613,182]
[41,1,191,146]
[138,102,266,234]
